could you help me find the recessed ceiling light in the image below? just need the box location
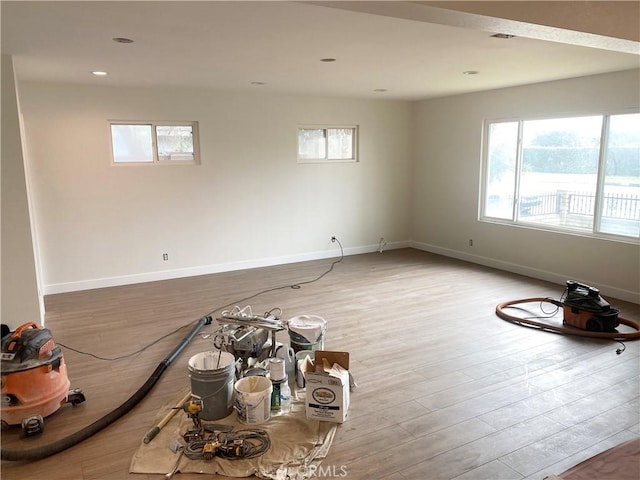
[463,70,479,75]
[320,58,336,62]
[112,37,134,43]
[491,33,516,39]
[91,71,108,76]
[373,88,387,93]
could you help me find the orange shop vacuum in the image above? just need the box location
[1,322,85,436]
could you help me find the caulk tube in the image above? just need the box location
[0,315,212,462]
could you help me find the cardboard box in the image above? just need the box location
[302,351,350,423]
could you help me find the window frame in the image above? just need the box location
[479,110,640,243]
[109,120,200,165]
[297,125,359,163]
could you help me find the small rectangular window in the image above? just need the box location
[110,121,199,164]
[297,125,358,163]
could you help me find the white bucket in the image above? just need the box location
[234,376,272,425]
[288,315,327,354]
[188,351,236,421]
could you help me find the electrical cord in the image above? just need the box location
[218,429,271,459]
[538,297,560,317]
[184,429,270,460]
[58,238,344,361]
[58,323,194,361]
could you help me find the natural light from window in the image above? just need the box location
[297,126,357,163]
[110,121,199,164]
[482,112,639,240]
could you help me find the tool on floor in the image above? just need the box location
[556,280,620,332]
[213,305,285,375]
[1,322,86,436]
[183,428,271,460]
[1,315,212,462]
[143,390,193,444]
[165,439,185,480]
[179,396,235,443]
[182,397,205,441]
[496,280,640,342]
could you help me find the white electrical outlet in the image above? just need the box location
[162,253,169,261]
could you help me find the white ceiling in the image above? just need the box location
[2,1,639,101]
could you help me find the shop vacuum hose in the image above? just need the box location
[1,315,212,462]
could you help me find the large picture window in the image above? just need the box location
[481,112,639,240]
[110,121,200,164]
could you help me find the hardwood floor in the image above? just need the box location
[2,248,638,480]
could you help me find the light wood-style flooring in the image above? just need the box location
[2,248,639,480]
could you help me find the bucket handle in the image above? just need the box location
[192,378,234,402]
[11,322,40,337]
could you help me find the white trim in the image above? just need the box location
[43,240,410,295]
[19,112,46,325]
[410,240,639,304]
[43,239,637,303]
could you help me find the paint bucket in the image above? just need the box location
[188,351,236,421]
[234,376,273,425]
[288,315,327,354]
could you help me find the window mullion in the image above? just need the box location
[593,116,609,233]
[324,128,329,160]
[151,123,159,163]
[512,121,524,222]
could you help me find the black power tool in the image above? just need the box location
[554,280,620,332]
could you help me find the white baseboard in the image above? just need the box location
[410,240,639,304]
[43,241,410,295]
[45,240,636,303]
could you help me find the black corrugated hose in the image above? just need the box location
[1,315,211,462]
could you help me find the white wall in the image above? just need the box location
[16,70,640,302]
[18,83,413,293]
[411,69,640,301]
[1,55,41,327]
